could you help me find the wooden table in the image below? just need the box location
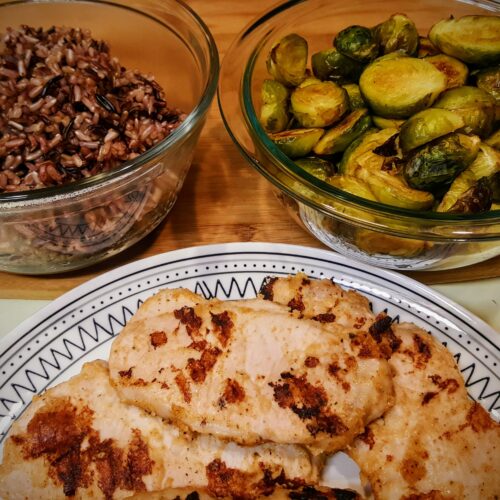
[0,0,499,300]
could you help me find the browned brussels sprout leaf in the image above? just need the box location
[294,157,336,181]
[447,177,492,213]
[269,128,324,158]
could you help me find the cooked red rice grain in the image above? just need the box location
[0,25,184,193]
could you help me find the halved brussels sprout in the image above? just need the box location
[311,48,364,83]
[446,177,492,214]
[269,128,324,158]
[294,157,336,181]
[485,129,500,150]
[418,36,440,58]
[339,127,396,175]
[404,133,481,192]
[259,79,290,133]
[372,116,405,129]
[290,81,349,128]
[355,151,435,210]
[334,25,379,64]
[425,54,468,90]
[314,109,372,155]
[437,144,499,212]
[434,86,496,138]
[342,83,366,109]
[399,108,465,153]
[329,174,377,200]
[298,76,323,88]
[429,15,500,66]
[359,56,447,118]
[374,14,419,56]
[266,33,308,86]
[476,66,500,103]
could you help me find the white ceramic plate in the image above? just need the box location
[0,242,498,490]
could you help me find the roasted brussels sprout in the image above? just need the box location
[476,66,500,103]
[329,174,377,200]
[438,144,499,212]
[298,75,322,88]
[294,157,336,181]
[372,116,405,129]
[399,108,465,153]
[266,33,308,86]
[374,14,419,56]
[311,48,364,83]
[354,230,428,257]
[259,79,290,133]
[429,15,500,66]
[314,109,372,155]
[425,54,468,90]
[434,86,496,138]
[342,83,366,109]
[338,128,393,175]
[418,36,440,58]
[269,128,324,158]
[485,129,500,150]
[404,133,481,192]
[446,177,493,214]
[290,81,349,128]
[359,56,447,118]
[334,25,379,64]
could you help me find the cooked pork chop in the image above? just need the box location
[0,361,320,500]
[109,290,394,453]
[127,485,360,499]
[348,322,500,500]
[263,276,500,499]
[259,274,375,329]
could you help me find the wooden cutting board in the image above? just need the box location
[0,0,499,300]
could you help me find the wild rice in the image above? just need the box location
[0,25,185,193]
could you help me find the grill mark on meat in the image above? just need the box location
[188,340,208,351]
[353,317,367,329]
[174,372,192,403]
[368,314,401,359]
[269,372,348,437]
[11,398,153,499]
[412,334,432,368]
[119,367,133,379]
[210,311,234,347]
[369,314,393,340]
[206,459,275,498]
[305,356,319,368]
[149,330,167,348]
[187,347,222,383]
[312,313,336,323]
[259,277,278,301]
[327,362,351,392]
[400,458,427,485]
[422,392,438,405]
[218,379,246,408]
[429,375,459,394]
[357,428,375,450]
[174,306,202,338]
[349,332,382,359]
[288,294,305,314]
[465,402,496,432]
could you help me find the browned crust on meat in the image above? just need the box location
[357,427,375,450]
[466,402,496,433]
[174,307,203,338]
[402,491,451,500]
[288,295,305,314]
[312,312,336,323]
[304,356,320,368]
[259,277,278,301]
[429,375,459,394]
[187,347,222,383]
[149,330,167,348]
[210,311,234,348]
[368,314,401,359]
[400,457,427,485]
[412,334,432,368]
[218,379,246,408]
[10,397,153,499]
[174,372,192,403]
[119,367,133,378]
[269,372,348,437]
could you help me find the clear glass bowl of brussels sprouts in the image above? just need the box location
[219,0,500,271]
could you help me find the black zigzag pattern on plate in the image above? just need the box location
[0,304,137,421]
[194,276,259,299]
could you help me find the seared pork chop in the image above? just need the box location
[109,290,394,454]
[264,275,500,498]
[0,361,320,500]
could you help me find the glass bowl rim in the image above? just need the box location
[0,0,220,205]
[231,0,500,224]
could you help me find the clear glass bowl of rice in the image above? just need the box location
[0,0,219,274]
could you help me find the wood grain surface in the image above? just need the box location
[0,0,498,299]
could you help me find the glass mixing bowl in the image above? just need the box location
[0,0,219,274]
[219,0,500,271]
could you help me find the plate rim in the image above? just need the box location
[1,242,498,354]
